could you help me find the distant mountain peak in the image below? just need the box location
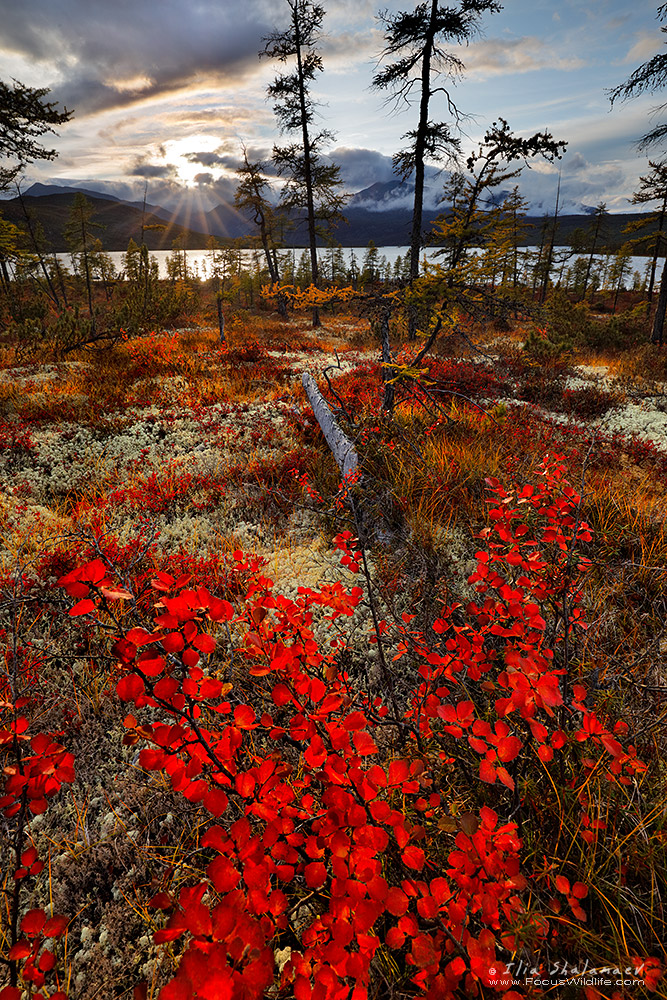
[22,182,122,203]
[349,179,411,206]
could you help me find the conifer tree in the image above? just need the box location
[431,119,564,290]
[234,148,288,318]
[579,202,608,301]
[261,0,347,327]
[372,0,502,325]
[63,193,101,329]
[609,4,667,150]
[627,159,667,316]
[0,80,72,191]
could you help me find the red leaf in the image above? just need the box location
[0,987,23,999]
[342,711,367,731]
[496,765,515,791]
[497,735,522,762]
[386,927,405,949]
[388,759,409,785]
[235,772,256,797]
[43,915,68,937]
[158,979,194,1000]
[353,730,378,755]
[555,875,570,894]
[149,893,173,910]
[126,627,157,646]
[193,633,216,654]
[385,887,409,916]
[271,683,293,707]
[207,855,240,893]
[203,787,229,817]
[601,733,624,758]
[69,598,97,617]
[21,908,46,936]
[162,632,185,653]
[411,932,438,968]
[8,941,32,960]
[38,949,56,971]
[208,598,234,622]
[305,862,327,888]
[234,704,256,729]
[402,846,425,871]
[21,846,38,867]
[479,758,497,784]
[137,652,165,677]
[116,673,145,702]
[182,648,200,668]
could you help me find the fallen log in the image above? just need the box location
[301,372,359,479]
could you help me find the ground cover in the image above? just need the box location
[1,309,666,1000]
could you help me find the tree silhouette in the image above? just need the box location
[0,80,72,191]
[261,0,347,327]
[372,0,501,338]
[609,4,667,150]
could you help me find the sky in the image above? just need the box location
[0,0,665,219]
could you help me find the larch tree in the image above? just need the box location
[261,0,347,328]
[580,202,608,302]
[627,159,667,317]
[430,119,565,292]
[0,80,72,191]
[63,192,101,330]
[610,3,667,341]
[372,0,502,337]
[234,148,288,318]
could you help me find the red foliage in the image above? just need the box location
[6,456,659,999]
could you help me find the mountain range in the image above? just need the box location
[0,182,656,253]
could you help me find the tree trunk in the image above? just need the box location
[646,193,666,316]
[15,187,60,308]
[405,0,438,340]
[293,12,320,329]
[651,260,667,344]
[379,310,395,415]
[217,293,225,344]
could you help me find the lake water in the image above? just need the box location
[52,246,661,284]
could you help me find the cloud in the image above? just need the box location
[622,31,661,65]
[328,147,396,190]
[562,152,588,174]
[185,151,229,168]
[516,152,629,215]
[131,159,178,179]
[460,36,585,78]
[1,0,275,115]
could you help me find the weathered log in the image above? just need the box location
[301,372,358,479]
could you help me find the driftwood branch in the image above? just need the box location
[302,372,358,479]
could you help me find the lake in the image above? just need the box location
[52,246,661,285]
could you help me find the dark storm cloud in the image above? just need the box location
[2,0,276,114]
